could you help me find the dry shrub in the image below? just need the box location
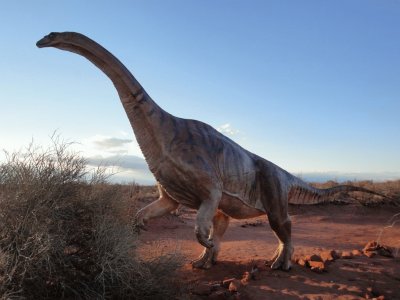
[0,138,181,299]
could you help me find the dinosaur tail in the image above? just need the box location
[287,177,390,205]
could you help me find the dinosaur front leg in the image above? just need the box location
[194,189,221,249]
[134,191,179,230]
[192,210,230,269]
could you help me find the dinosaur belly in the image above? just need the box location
[219,192,265,219]
[221,167,267,214]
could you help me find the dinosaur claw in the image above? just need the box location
[132,221,148,234]
[270,244,293,271]
[191,248,214,269]
[195,230,214,248]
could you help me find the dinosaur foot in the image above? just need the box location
[191,248,217,269]
[132,213,148,234]
[131,221,148,234]
[270,243,293,271]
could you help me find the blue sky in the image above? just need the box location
[1,1,399,184]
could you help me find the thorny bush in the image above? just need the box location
[0,138,180,299]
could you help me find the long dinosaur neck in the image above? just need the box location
[52,34,172,170]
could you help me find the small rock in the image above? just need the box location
[378,246,394,258]
[341,251,354,259]
[364,286,384,299]
[333,250,341,259]
[305,254,323,262]
[363,240,394,258]
[228,279,244,293]
[320,250,338,262]
[241,271,251,284]
[309,261,326,272]
[351,249,363,257]
[364,251,377,258]
[192,282,212,296]
[297,258,308,267]
[363,241,379,252]
[222,278,236,289]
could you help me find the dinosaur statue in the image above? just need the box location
[37,32,389,271]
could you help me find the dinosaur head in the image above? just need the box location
[36,32,80,48]
[36,32,63,48]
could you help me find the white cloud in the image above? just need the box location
[79,134,144,158]
[109,168,155,185]
[67,134,151,183]
[217,123,239,136]
[87,154,149,171]
[86,154,155,185]
[91,136,133,149]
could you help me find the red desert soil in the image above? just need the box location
[138,204,400,299]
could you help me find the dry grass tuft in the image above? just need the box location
[0,137,181,299]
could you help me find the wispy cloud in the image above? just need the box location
[86,154,155,184]
[217,123,239,136]
[79,134,152,184]
[87,154,149,171]
[81,135,143,157]
[92,137,133,149]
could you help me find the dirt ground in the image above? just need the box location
[138,203,400,299]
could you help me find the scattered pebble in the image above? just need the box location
[309,261,326,273]
[351,249,363,257]
[320,250,339,262]
[241,272,251,284]
[228,279,244,293]
[222,278,236,288]
[341,251,354,259]
[305,254,323,262]
[296,258,308,267]
[363,240,394,258]
[364,251,377,258]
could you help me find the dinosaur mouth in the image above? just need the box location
[36,37,53,48]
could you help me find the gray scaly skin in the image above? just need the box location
[37,32,389,270]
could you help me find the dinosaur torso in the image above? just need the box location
[152,117,284,216]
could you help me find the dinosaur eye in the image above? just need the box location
[48,32,56,39]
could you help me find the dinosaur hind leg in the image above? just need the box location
[134,185,179,230]
[267,210,293,271]
[192,210,230,269]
